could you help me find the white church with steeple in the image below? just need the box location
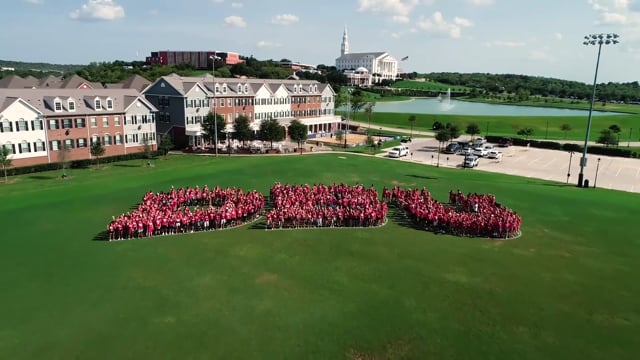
[335,26,399,86]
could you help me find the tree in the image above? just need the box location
[465,122,480,139]
[609,124,622,147]
[365,134,376,154]
[435,129,452,167]
[334,130,344,143]
[158,135,173,159]
[58,144,71,177]
[364,102,376,131]
[432,120,443,130]
[233,115,253,147]
[445,122,461,142]
[288,119,308,151]
[597,129,618,147]
[142,137,152,159]
[202,111,225,147]
[560,123,572,139]
[90,141,106,168]
[0,146,12,183]
[517,127,534,139]
[408,114,416,139]
[259,117,285,149]
[349,89,366,122]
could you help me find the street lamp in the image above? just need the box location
[577,33,619,187]
[566,151,574,184]
[594,157,602,188]
[209,54,221,157]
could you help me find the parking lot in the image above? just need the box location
[379,138,640,193]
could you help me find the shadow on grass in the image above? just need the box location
[28,175,58,180]
[406,174,439,180]
[113,164,142,168]
[93,230,110,241]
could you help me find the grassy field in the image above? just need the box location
[392,80,471,92]
[1,154,639,359]
[345,110,640,142]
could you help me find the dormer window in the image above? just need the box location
[54,100,62,112]
[237,84,242,93]
[106,98,113,110]
[244,84,248,93]
[95,98,102,110]
[222,85,227,94]
[68,99,76,112]
[215,85,220,94]
[293,85,298,94]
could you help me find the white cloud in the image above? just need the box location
[485,40,526,47]
[358,0,423,16]
[148,9,159,16]
[231,2,243,8]
[24,0,44,4]
[272,14,299,25]
[257,41,282,48]
[529,49,555,62]
[391,32,402,38]
[69,0,125,21]
[224,15,246,27]
[554,32,563,40]
[392,15,410,23]
[211,0,224,3]
[467,0,495,5]
[596,11,628,24]
[416,12,473,38]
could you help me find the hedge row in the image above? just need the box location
[484,136,638,158]
[8,151,159,177]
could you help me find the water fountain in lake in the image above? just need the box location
[439,88,454,111]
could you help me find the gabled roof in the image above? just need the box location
[0,88,152,116]
[0,96,43,115]
[0,75,32,89]
[123,95,158,112]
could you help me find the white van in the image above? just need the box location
[388,145,410,158]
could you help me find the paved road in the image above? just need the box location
[377,137,640,193]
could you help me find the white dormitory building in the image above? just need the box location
[335,26,399,87]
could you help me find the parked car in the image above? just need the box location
[458,147,473,156]
[388,145,410,158]
[498,137,513,147]
[473,137,487,146]
[463,155,480,168]
[444,142,460,154]
[400,137,412,143]
[487,150,503,159]
[472,147,488,157]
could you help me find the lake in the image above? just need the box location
[368,98,626,117]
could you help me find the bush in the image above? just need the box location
[562,143,582,152]
[11,151,153,176]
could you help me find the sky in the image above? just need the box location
[4,0,640,84]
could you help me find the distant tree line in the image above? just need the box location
[421,72,640,103]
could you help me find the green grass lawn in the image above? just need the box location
[347,110,640,142]
[1,154,639,359]
[392,80,471,92]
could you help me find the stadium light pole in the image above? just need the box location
[210,54,221,157]
[577,33,619,187]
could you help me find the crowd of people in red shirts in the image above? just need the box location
[388,186,521,238]
[266,183,388,229]
[107,185,265,240]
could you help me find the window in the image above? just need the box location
[215,85,220,94]
[2,143,15,154]
[103,134,112,146]
[227,99,232,107]
[34,140,45,152]
[50,140,60,151]
[16,119,28,131]
[114,116,120,126]
[227,114,232,122]
[54,101,62,111]
[32,119,44,130]
[237,84,242,93]
[106,98,113,110]
[244,84,249,93]
[90,117,97,127]
[220,99,225,107]
[222,85,227,94]
[68,100,76,112]
[77,138,87,148]
[19,141,31,153]
[91,135,99,145]
[115,134,123,145]
[47,119,59,130]
[102,116,109,127]
[62,118,73,129]
[95,99,102,110]
[75,118,86,128]
[64,138,74,149]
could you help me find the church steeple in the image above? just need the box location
[341,25,349,56]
